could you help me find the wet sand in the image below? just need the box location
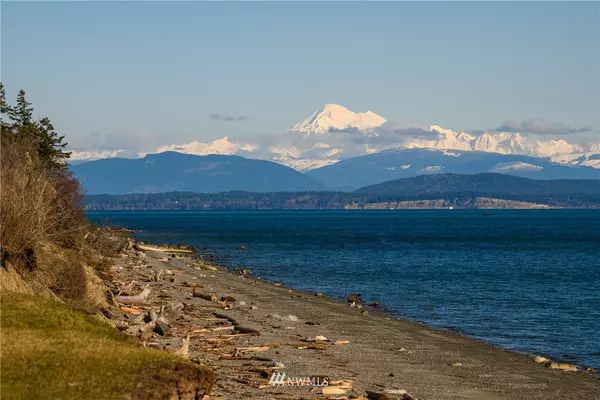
[112,246,600,399]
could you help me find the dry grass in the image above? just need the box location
[0,135,105,311]
[0,137,86,257]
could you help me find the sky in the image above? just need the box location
[2,1,599,152]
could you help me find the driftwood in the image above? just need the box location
[212,326,235,332]
[125,321,156,340]
[323,387,348,395]
[151,269,164,282]
[193,289,217,302]
[213,313,238,325]
[234,326,260,336]
[116,285,150,304]
[297,343,330,350]
[158,303,184,325]
[218,333,254,339]
[135,243,194,253]
[173,335,190,359]
[233,346,270,357]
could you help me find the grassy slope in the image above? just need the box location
[1,292,212,400]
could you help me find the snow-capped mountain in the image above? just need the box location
[156,136,258,156]
[70,149,144,162]
[287,104,386,135]
[69,104,599,172]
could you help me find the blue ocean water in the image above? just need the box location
[88,210,600,368]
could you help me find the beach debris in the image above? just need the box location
[534,356,551,365]
[238,301,247,306]
[234,326,261,336]
[322,386,348,395]
[153,319,169,336]
[237,245,248,251]
[305,321,320,326]
[249,305,258,310]
[366,391,392,400]
[172,335,190,359]
[548,362,577,372]
[347,294,363,307]
[220,295,236,303]
[334,340,350,345]
[302,335,329,342]
[297,343,330,350]
[361,310,369,315]
[368,302,380,307]
[314,292,324,297]
[396,347,407,352]
[120,306,142,314]
[151,269,164,282]
[383,389,407,395]
[158,303,184,325]
[271,314,298,322]
[233,346,271,357]
[125,320,156,340]
[115,285,150,305]
[193,289,218,302]
[329,379,354,389]
[450,362,463,367]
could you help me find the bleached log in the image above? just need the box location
[116,285,151,304]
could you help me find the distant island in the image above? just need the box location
[85,173,600,210]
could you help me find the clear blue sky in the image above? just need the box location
[2,1,599,151]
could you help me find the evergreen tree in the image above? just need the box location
[8,90,35,136]
[0,83,10,122]
[37,117,71,169]
[1,84,72,169]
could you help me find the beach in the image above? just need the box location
[110,243,600,400]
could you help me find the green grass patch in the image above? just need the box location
[1,292,212,399]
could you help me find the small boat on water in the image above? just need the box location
[482,212,491,216]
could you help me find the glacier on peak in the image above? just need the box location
[287,104,386,135]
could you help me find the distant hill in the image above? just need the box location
[356,173,600,196]
[84,173,600,210]
[72,152,327,194]
[306,149,600,190]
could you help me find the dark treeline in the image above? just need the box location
[85,191,600,210]
[84,173,600,210]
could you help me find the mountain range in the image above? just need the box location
[72,148,600,195]
[306,148,600,190]
[70,104,600,172]
[72,152,325,194]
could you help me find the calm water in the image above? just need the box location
[88,210,600,368]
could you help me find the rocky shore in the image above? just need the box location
[109,241,600,400]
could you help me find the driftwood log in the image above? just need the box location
[116,285,151,304]
[193,289,217,302]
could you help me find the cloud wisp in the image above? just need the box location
[496,118,590,135]
[209,113,249,122]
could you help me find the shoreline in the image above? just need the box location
[209,249,598,375]
[111,240,600,399]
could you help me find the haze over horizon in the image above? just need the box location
[2,1,599,157]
